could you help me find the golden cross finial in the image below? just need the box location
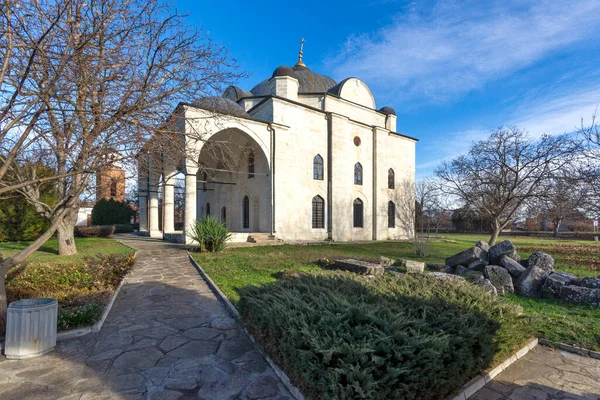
[296,38,306,68]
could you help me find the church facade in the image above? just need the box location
[137,49,417,244]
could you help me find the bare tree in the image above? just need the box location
[534,169,588,237]
[0,1,71,188]
[579,112,600,217]
[394,178,447,256]
[0,0,242,333]
[435,127,578,245]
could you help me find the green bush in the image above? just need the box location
[186,216,231,252]
[0,162,55,242]
[91,198,134,226]
[238,272,533,400]
[74,225,115,238]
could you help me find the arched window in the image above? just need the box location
[353,198,363,228]
[248,151,255,178]
[312,195,325,229]
[354,163,362,185]
[202,171,208,192]
[388,168,395,189]
[313,154,324,180]
[242,195,250,229]
[206,202,210,216]
[388,201,396,228]
[221,206,226,223]
[110,179,118,197]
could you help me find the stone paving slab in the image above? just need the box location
[0,234,292,400]
[472,346,600,400]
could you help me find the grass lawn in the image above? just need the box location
[0,237,135,263]
[193,233,600,351]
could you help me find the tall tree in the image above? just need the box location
[435,127,577,245]
[0,0,241,333]
[0,1,69,188]
[579,113,600,217]
[535,169,588,237]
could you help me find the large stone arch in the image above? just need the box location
[193,127,271,234]
[183,108,271,169]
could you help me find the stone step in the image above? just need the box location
[247,233,278,243]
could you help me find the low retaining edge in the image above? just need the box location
[449,338,539,400]
[538,338,600,360]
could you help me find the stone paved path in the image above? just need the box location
[0,235,292,400]
[473,346,600,400]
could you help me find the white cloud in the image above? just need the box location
[416,83,600,178]
[511,84,600,138]
[327,0,600,105]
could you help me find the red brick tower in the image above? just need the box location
[96,158,126,202]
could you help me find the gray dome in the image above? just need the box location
[222,86,253,102]
[379,106,396,116]
[272,65,297,79]
[192,96,250,118]
[251,65,337,96]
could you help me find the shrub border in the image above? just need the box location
[187,253,542,400]
[56,250,137,341]
[188,253,305,400]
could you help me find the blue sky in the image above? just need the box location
[176,0,600,178]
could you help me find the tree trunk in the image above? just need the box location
[489,220,501,246]
[57,205,79,256]
[0,273,6,335]
[553,218,562,238]
[489,229,500,246]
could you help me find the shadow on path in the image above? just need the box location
[473,346,600,400]
[0,234,291,400]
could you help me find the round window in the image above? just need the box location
[353,136,361,146]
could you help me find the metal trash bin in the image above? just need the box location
[4,298,58,359]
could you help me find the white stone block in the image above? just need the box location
[405,260,425,274]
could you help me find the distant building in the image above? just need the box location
[96,159,126,202]
[76,156,127,226]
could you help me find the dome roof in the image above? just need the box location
[251,65,337,96]
[191,96,250,118]
[222,86,253,102]
[379,106,396,116]
[272,65,296,79]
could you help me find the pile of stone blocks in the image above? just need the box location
[435,239,600,307]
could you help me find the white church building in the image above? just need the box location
[137,46,417,244]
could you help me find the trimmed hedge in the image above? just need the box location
[114,224,134,233]
[238,272,533,400]
[75,225,115,238]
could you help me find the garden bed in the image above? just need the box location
[2,238,135,331]
[192,234,600,354]
[237,271,534,400]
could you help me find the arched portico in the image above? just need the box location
[137,104,274,244]
[194,128,271,239]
